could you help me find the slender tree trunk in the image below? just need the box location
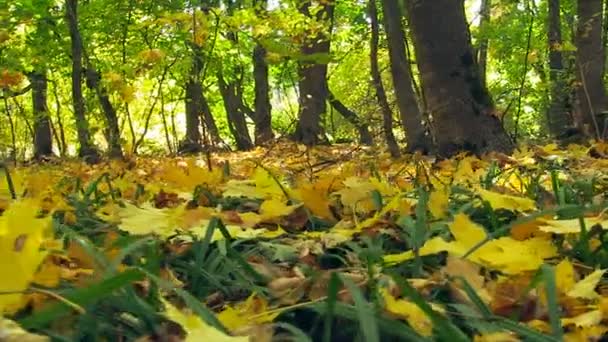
[293,0,334,145]
[253,0,273,145]
[218,72,254,150]
[200,91,223,146]
[406,0,513,156]
[575,0,607,138]
[369,0,400,158]
[50,77,67,156]
[219,5,254,151]
[84,68,123,158]
[381,0,430,153]
[477,0,491,88]
[327,90,373,145]
[29,70,53,158]
[547,0,573,137]
[65,0,98,162]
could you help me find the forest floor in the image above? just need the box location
[1,141,608,341]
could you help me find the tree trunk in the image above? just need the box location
[84,68,123,158]
[218,72,254,150]
[253,0,273,145]
[369,0,400,158]
[200,91,223,146]
[327,90,373,145]
[406,0,513,157]
[547,0,573,137]
[65,0,98,162]
[477,0,491,88]
[381,0,430,153]
[29,71,53,159]
[293,0,334,145]
[219,5,254,151]
[181,67,204,153]
[575,0,607,138]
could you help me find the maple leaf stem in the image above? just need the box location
[28,287,86,314]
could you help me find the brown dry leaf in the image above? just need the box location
[443,256,491,305]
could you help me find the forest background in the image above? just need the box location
[1,0,605,160]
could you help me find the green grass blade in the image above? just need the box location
[540,265,563,339]
[453,276,493,318]
[396,275,469,342]
[20,269,143,329]
[339,274,379,342]
[494,318,559,342]
[323,272,340,342]
[139,268,226,331]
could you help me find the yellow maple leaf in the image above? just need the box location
[380,288,434,336]
[0,317,49,342]
[428,187,450,219]
[474,332,519,342]
[223,167,285,200]
[294,177,336,220]
[476,188,536,212]
[161,298,247,342]
[567,269,606,299]
[259,199,300,219]
[0,200,52,314]
[561,309,602,327]
[384,213,556,274]
[117,203,176,236]
[217,294,280,332]
[334,177,377,213]
[555,259,576,294]
[539,216,608,234]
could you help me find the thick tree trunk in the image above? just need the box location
[406,0,513,157]
[293,0,334,145]
[575,0,607,138]
[84,68,123,158]
[181,69,204,153]
[369,0,400,158]
[477,0,491,88]
[327,90,372,145]
[381,0,430,153]
[65,0,98,161]
[547,0,573,137]
[218,72,254,150]
[29,71,53,159]
[253,0,273,145]
[180,41,213,154]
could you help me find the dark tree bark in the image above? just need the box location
[381,0,430,153]
[575,0,607,138]
[477,0,491,88]
[327,90,372,145]
[369,0,400,158]
[29,71,53,159]
[199,91,223,146]
[218,72,254,150]
[547,0,573,137]
[293,0,334,145]
[84,68,123,158]
[252,0,273,145]
[65,0,98,162]
[406,0,513,157]
[181,63,204,153]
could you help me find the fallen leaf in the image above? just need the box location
[161,297,248,342]
[567,269,605,299]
